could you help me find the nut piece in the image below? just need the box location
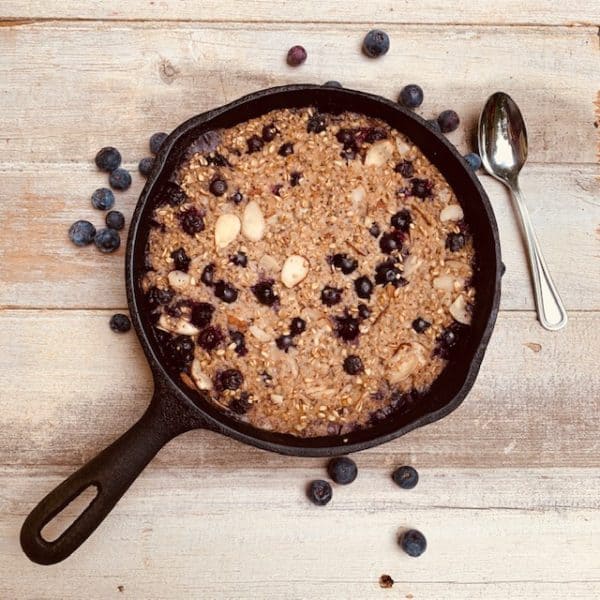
[365,140,394,167]
[241,200,266,241]
[157,314,199,336]
[449,294,472,325]
[388,353,419,384]
[214,213,241,249]
[167,270,191,291]
[395,136,411,156]
[270,394,284,405]
[281,254,309,288]
[440,204,464,222]
[433,274,454,292]
[191,358,213,390]
[249,324,272,342]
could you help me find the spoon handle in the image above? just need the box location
[509,183,568,330]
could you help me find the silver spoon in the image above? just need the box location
[478,91,567,331]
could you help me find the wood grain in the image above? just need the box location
[1,164,597,310]
[2,1,600,25]
[2,467,599,599]
[1,310,598,469]
[0,23,597,165]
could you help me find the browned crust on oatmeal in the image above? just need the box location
[141,107,476,437]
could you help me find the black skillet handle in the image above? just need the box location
[20,389,195,565]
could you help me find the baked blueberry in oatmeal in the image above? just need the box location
[140,107,476,437]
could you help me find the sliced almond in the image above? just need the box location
[167,270,191,291]
[190,358,213,391]
[157,314,199,336]
[281,254,309,288]
[388,353,419,384]
[433,274,455,292]
[449,294,472,325]
[241,200,266,241]
[395,136,411,156]
[364,140,394,167]
[270,394,284,405]
[249,324,272,342]
[440,204,464,222]
[214,213,241,249]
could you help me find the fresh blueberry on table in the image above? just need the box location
[362,29,390,58]
[286,45,307,66]
[324,80,342,88]
[392,465,419,489]
[138,156,155,177]
[149,132,168,154]
[399,529,427,557]
[94,228,120,253]
[109,313,131,333]
[95,146,121,172]
[91,187,115,211]
[343,354,364,375]
[307,480,332,506]
[68,220,96,247]
[105,210,125,231]
[464,152,482,171]
[399,84,424,109]
[109,168,132,191]
[327,457,358,484]
[437,109,460,133]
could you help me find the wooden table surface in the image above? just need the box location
[1,2,599,598]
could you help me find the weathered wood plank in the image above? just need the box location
[2,467,599,599]
[1,163,597,310]
[0,23,597,164]
[1,1,599,25]
[1,310,598,468]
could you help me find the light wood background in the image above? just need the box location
[1,2,599,598]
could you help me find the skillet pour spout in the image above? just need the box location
[21,84,501,564]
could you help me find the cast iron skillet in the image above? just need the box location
[21,84,501,565]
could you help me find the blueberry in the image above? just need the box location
[427,119,442,133]
[94,228,120,253]
[379,232,401,254]
[170,247,190,272]
[464,152,482,171]
[354,276,373,299]
[437,109,460,133]
[164,335,195,368]
[343,355,364,375]
[138,156,155,177]
[229,190,244,204]
[95,147,121,172]
[286,45,307,67]
[278,142,294,157]
[190,301,215,328]
[251,280,279,306]
[271,183,283,197]
[307,480,332,506]
[399,529,427,557]
[229,392,251,415]
[412,317,431,333]
[331,253,358,275]
[200,263,216,287]
[68,220,96,246]
[290,317,306,336]
[307,113,327,134]
[149,132,168,154]
[197,325,224,351]
[109,168,132,191]
[362,29,390,58]
[336,128,355,146]
[275,334,295,353]
[374,260,406,287]
[109,313,131,333]
[290,171,302,187]
[206,152,231,167]
[357,303,371,320]
[334,314,360,341]
[179,207,205,235]
[411,178,433,199]
[399,84,424,109]
[209,177,228,196]
[246,135,264,153]
[392,465,419,489]
[105,210,125,230]
[214,280,238,303]
[160,182,187,207]
[501,261,506,276]
[446,232,466,252]
[327,457,358,484]
[230,251,248,267]
[324,80,342,88]
[364,127,388,143]
[91,188,115,211]
[369,222,381,238]
[391,209,412,232]
[230,330,248,356]
[217,368,243,391]
[394,160,414,178]
[321,286,342,306]
[262,123,278,142]
[146,286,174,307]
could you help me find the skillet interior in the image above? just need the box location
[126,84,502,457]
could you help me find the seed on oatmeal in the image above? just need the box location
[249,324,272,343]
[440,204,464,222]
[364,139,394,167]
[433,274,454,292]
[449,294,471,325]
[191,358,213,390]
[241,200,266,241]
[281,254,309,288]
[157,314,200,336]
[214,213,241,249]
[167,270,191,291]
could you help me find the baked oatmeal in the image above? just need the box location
[140,107,476,437]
